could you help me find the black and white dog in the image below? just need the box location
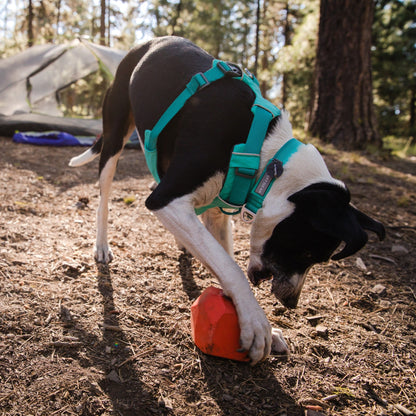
[70,37,385,364]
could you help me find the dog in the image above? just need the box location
[69,36,385,364]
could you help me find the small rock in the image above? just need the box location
[379,299,391,308]
[316,325,328,338]
[162,397,174,410]
[306,315,324,326]
[305,410,325,416]
[370,284,387,297]
[356,257,367,271]
[106,369,121,383]
[391,244,409,255]
[105,346,112,354]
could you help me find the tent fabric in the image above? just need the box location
[0,44,68,115]
[0,44,67,92]
[0,39,126,137]
[29,43,99,111]
[0,113,101,137]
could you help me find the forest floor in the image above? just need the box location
[0,136,415,416]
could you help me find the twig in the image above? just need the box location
[363,382,388,407]
[44,313,53,326]
[51,405,69,415]
[117,347,154,368]
[99,323,123,332]
[393,403,414,416]
[326,287,337,308]
[387,225,416,231]
[322,394,338,401]
[405,286,416,301]
[50,341,83,347]
[0,393,13,403]
[369,254,397,264]
[17,335,35,349]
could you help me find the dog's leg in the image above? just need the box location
[271,328,289,355]
[95,125,134,263]
[201,208,233,257]
[95,154,118,263]
[154,196,272,364]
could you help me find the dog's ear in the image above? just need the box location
[288,183,385,261]
[349,205,386,240]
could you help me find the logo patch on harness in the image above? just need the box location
[254,159,284,196]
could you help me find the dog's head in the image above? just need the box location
[248,143,385,309]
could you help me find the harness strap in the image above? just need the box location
[144,60,243,182]
[241,138,305,222]
[143,59,301,220]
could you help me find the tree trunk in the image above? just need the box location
[107,2,111,46]
[309,0,380,149]
[28,0,34,47]
[170,0,182,36]
[253,0,261,77]
[410,84,415,138]
[100,0,106,46]
[56,0,61,39]
[281,2,291,109]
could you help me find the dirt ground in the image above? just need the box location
[0,136,415,416]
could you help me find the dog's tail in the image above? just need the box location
[68,135,103,167]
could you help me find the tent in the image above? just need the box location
[0,39,126,136]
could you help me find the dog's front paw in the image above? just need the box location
[271,327,289,355]
[94,245,114,264]
[238,305,272,365]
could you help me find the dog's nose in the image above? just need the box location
[279,294,300,309]
[271,272,306,309]
[248,267,271,286]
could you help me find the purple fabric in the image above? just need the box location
[13,131,89,146]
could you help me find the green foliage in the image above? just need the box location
[1,0,414,145]
[372,0,416,137]
[383,135,416,157]
[274,0,319,128]
[148,0,259,65]
[58,68,111,118]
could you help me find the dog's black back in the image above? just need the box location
[102,36,272,210]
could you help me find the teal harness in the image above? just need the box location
[144,59,304,222]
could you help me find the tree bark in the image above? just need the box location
[28,0,34,47]
[56,0,61,39]
[254,0,261,77]
[281,2,291,109]
[100,0,106,46]
[309,0,380,149]
[410,84,415,138]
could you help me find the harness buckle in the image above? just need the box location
[217,61,243,78]
[194,72,210,90]
[241,206,256,223]
[244,68,255,79]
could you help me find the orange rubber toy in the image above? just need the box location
[191,286,249,362]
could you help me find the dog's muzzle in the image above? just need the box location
[248,265,305,309]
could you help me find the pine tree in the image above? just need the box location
[309,0,380,149]
[372,0,416,137]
